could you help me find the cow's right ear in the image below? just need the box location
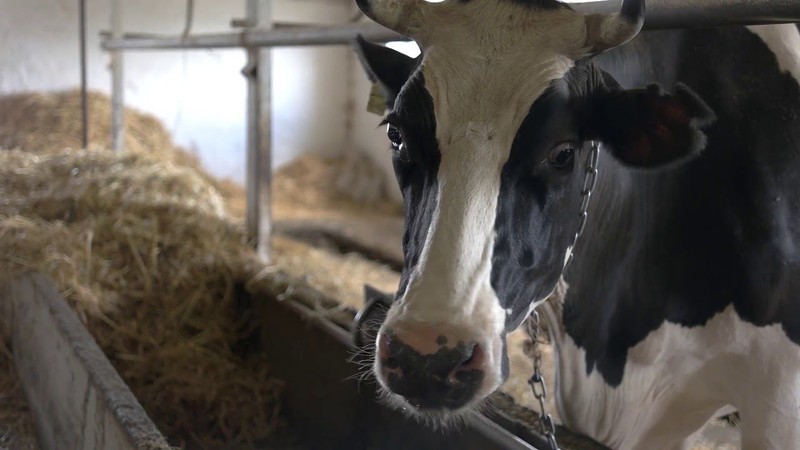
[354,35,418,108]
[586,83,716,169]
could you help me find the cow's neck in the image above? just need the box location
[553,25,800,388]
[540,25,800,448]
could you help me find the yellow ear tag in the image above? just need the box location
[367,83,388,116]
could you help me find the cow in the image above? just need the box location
[352,0,800,448]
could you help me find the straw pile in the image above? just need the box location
[0,89,247,219]
[0,148,286,448]
[0,90,181,163]
[274,155,400,222]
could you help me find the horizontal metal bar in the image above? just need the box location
[576,0,800,29]
[101,23,404,50]
[101,0,799,52]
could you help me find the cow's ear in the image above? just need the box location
[353,35,418,108]
[588,83,716,168]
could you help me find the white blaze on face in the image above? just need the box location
[382,0,586,396]
[748,24,800,85]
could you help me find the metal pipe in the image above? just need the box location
[78,0,89,149]
[646,0,800,29]
[182,0,195,37]
[110,0,124,152]
[244,0,273,262]
[101,0,799,52]
[102,23,404,50]
[574,0,800,29]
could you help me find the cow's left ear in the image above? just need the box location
[353,35,418,109]
[588,83,716,168]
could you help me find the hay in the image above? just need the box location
[0,143,401,449]
[0,148,283,448]
[0,89,397,222]
[274,155,401,222]
[0,90,181,163]
[0,90,246,220]
[270,237,399,312]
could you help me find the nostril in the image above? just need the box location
[462,345,476,365]
[448,343,485,384]
[457,342,477,367]
[377,332,396,366]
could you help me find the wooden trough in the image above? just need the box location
[0,269,588,450]
[0,273,169,450]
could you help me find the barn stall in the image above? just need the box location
[1,0,798,449]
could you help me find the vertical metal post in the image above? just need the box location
[78,0,89,149]
[244,0,273,261]
[110,0,125,152]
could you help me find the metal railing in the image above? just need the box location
[98,0,800,262]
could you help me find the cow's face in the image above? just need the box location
[355,0,714,421]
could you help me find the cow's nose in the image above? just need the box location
[376,324,486,410]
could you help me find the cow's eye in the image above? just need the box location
[387,125,403,150]
[548,144,576,169]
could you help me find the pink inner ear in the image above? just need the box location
[652,123,672,141]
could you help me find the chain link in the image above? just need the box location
[527,142,601,450]
[527,310,559,450]
[563,142,601,270]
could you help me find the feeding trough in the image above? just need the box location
[0,270,580,450]
[0,273,169,450]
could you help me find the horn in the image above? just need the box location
[584,0,646,54]
[355,0,427,37]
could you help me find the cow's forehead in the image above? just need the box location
[420,51,574,142]
[412,2,584,142]
[413,1,587,55]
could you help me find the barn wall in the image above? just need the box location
[0,0,352,182]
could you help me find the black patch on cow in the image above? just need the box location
[492,81,588,331]
[382,72,442,300]
[563,27,800,387]
[490,61,713,333]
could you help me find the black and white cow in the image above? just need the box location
[354,0,800,448]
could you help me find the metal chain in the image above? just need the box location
[527,310,560,450]
[564,141,601,270]
[527,141,601,450]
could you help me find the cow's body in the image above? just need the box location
[544,24,800,449]
[353,0,800,447]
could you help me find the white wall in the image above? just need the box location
[0,0,353,182]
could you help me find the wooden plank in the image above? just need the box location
[0,274,169,450]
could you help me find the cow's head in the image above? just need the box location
[355,0,714,421]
